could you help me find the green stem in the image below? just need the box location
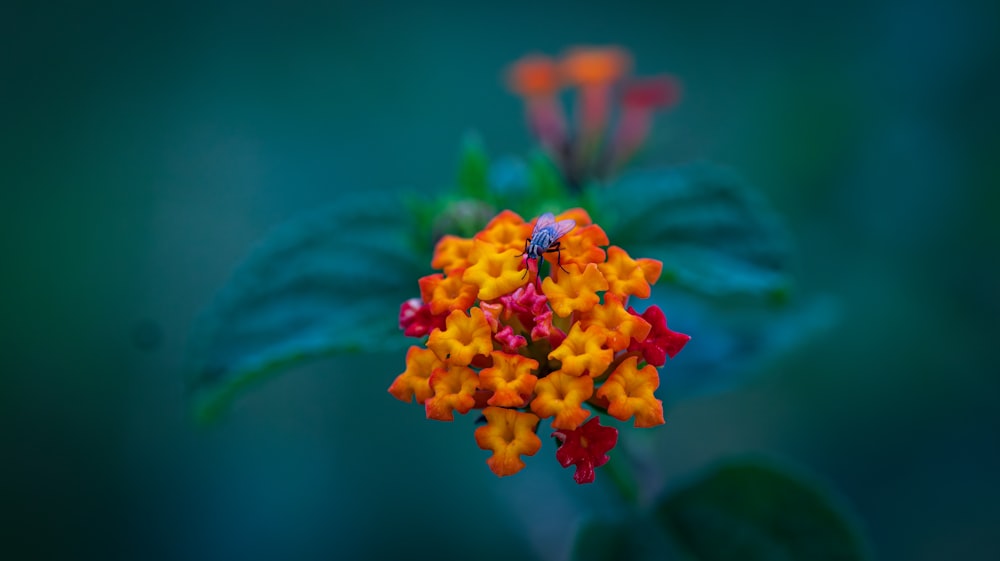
[604,434,640,507]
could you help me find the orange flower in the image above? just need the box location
[578,293,651,352]
[431,235,476,275]
[479,351,539,408]
[418,273,478,315]
[388,346,443,405]
[393,208,687,484]
[548,323,614,378]
[425,365,479,421]
[554,207,594,227]
[596,356,665,427]
[560,46,633,154]
[474,407,542,477]
[427,308,493,366]
[598,245,661,299]
[474,210,532,253]
[543,223,609,270]
[506,55,562,98]
[541,262,608,316]
[531,371,594,430]
[560,46,632,87]
[506,57,569,163]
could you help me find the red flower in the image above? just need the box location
[627,305,690,367]
[399,298,446,338]
[610,75,683,171]
[552,416,619,484]
[620,75,682,110]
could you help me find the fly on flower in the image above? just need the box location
[521,212,576,278]
[392,207,689,484]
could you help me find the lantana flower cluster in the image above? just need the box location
[506,46,682,186]
[389,209,689,484]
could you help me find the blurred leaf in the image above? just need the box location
[570,515,691,561]
[526,150,571,205]
[655,457,871,561]
[185,195,424,423]
[456,131,490,200]
[570,518,633,561]
[649,290,839,403]
[596,163,792,302]
[487,155,532,201]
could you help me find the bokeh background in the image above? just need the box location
[4,0,998,559]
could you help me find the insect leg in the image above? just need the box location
[520,239,531,279]
[545,242,570,274]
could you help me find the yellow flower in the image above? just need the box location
[425,365,479,421]
[578,293,651,352]
[598,246,661,299]
[426,308,493,366]
[531,371,594,430]
[548,323,614,378]
[478,351,539,408]
[431,235,476,275]
[388,346,443,405]
[462,240,528,301]
[596,356,665,427]
[474,407,542,477]
[474,210,533,253]
[541,262,608,316]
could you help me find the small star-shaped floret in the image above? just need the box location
[398,298,446,338]
[548,323,613,378]
[427,308,493,366]
[425,365,479,421]
[418,274,478,315]
[431,235,476,275]
[474,210,532,253]
[462,241,529,301]
[596,356,665,427]
[578,293,651,352]
[626,305,690,366]
[388,346,443,404]
[479,351,538,408]
[474,407,542,477]
[543,224,609,270]
[541,263,608,316]
[598,246,660,299]
[530,371,594,430]
[552,416,619,484]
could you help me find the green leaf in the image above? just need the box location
[655,457,871,561]
[650,290,839,403]
[184,195,424,423]
[456,131,490,200]
[570,515,691,561]
[570,518,634,561]
[526,149,571,203]
[596,162,793,302]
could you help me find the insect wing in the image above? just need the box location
[532,212,556,235]
[550,218,576,240]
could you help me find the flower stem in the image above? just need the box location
[603,435,640,506]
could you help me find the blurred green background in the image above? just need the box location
[3,0,998,559]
